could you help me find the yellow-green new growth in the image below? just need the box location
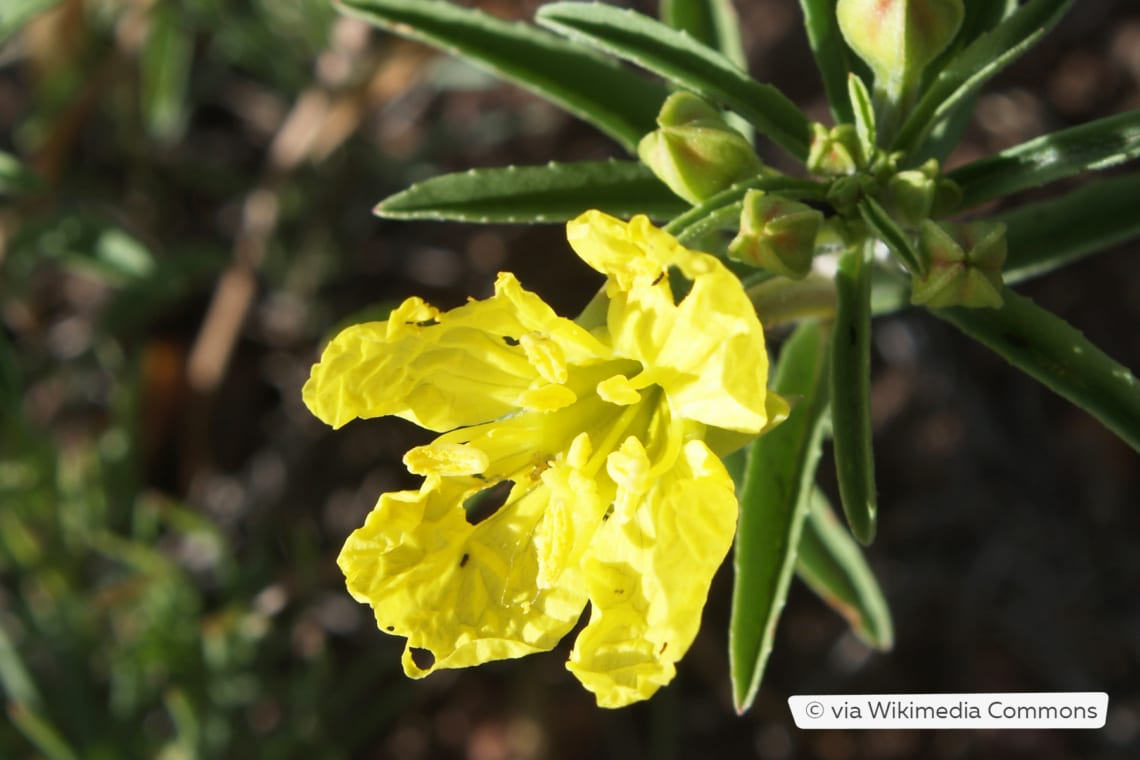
[303,211,787,708]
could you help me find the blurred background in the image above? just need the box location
[1,1,1139,758]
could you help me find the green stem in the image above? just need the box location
[747,274,838,327]
[664,174,826,244]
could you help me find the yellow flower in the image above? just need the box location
[303,211,787,708]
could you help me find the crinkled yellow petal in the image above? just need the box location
[338,474,590,676]
[566,211,774,434]
[648,259,773,433]
[303,272,607,431]
[566,438,737,708]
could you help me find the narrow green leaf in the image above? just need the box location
[937,290,1140,453]
[949,108,1140,209]
[894,0,1073,155]
[830,240,878,545]
[1002,172,1140,284]
[660,0,746,69]
[141,1,193,143]
[848,74,876,155]
[959,0,1019,45]
[911,0,1018,162]
[796,490,893,650]
[0,0,62,42]
[7,703,78,760]
[0,616,41,709]
[537,2,812,159]
[663,173,825,245]
[909,93,977,164]
[730,320,831,713]
[659,0,752,140]
[859,197,924,276]
[375,160,687,223]
[336,0,666,153]
[799,0,855,124]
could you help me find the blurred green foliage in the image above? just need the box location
[0,1,427,757]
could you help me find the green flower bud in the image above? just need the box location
[887,169,934,226]
[884,158,939,226]
[727,189,824,279]
[638,92,763,204]
[882,159,962,226]
[868,150,902,183]
[807,122,865,176]
[837,0,964,93]
[839,0,962,139]
[910,219,1006,309]
[826,173,877,215]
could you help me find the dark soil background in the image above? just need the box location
[2,1,1138,758]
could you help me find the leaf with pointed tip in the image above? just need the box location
[799,0,855,124]
[730,320,831,713]
[831,241,878,545]
[949,108,1140,209]
[375,160,686,223]
[537,2,812,159]
[1002,172,1140,284]
[796,490,893,650]
[336,0,666,153]
[937,290,1140,453]
[848,74,875,157]
[894,0,1073,155]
